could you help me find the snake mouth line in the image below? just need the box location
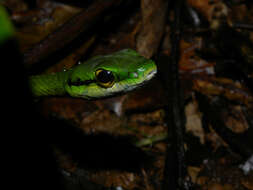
[145,69,157,81]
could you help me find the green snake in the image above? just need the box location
[29,49,157,99]
[0,6,156,99]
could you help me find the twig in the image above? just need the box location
[23,0,122,68]
[231,22,253,30]
[160,0,193,190]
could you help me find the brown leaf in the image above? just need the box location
[136,0,168,58]
[193,77,253,107]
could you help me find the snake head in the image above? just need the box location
[65,49,157,99]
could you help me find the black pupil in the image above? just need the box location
[97,70,114,83]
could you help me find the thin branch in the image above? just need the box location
[161,0,193,189]
[23,0,122,68]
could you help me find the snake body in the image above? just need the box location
[29,49,157,99]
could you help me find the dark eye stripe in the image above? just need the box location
[68,78,95,86]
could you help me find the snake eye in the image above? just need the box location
[95,69,115,88]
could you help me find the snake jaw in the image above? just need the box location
[146,69,157,81]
